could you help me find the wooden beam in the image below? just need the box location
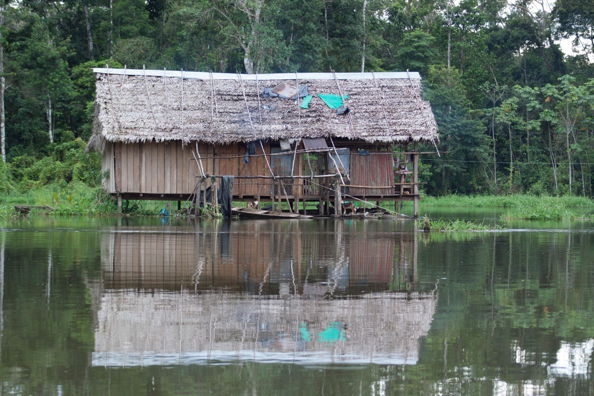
[413,153,419,217]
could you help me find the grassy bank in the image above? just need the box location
[0,182,183,218]
[422,195,594,220]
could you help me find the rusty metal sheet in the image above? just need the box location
[303,138,329,152]
[272,82,299,99]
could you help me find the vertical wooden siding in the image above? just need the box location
[237,142,272,197]
[112,141,398,198]
[214,144,240,196]
[114,141,214,195]
[349,152,394,196]
[101,142,116,193]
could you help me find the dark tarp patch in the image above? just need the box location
[303,137,329,152]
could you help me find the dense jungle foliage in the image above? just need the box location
[0,0,592,200]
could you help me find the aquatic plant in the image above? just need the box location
[418,218,500,232]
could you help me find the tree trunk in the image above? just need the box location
[109,0,114,56]
[243,50,254,74]
[46,96,53,144]
[83,3,94,58]
[570,129,587,196]
[360,0,367,73]
[565,112,572,195]
[0,5,5,163]
[243,0,263,74]
[566,131,572,195]
[525,109,530,162]
[491,113,497,190]
[447,29,451,70]
[548,125,558,193]
[508,123,513,192]
[324,1,330,60]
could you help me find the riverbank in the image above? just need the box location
[0,182,174,217]
[421,195,594,221]
[1,185,592,221]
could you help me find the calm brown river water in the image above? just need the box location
[0,216,592,395]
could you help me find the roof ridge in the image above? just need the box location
[93,68,422,81]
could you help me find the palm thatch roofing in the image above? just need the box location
[91,68,438,147]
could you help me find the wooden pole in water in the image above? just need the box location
[202,177,207,210]
[334,178,342,217]
[211,177,218,210]
[413,153,419,217]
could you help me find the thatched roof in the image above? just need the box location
[91,68,438,146]
[92,291,436,366]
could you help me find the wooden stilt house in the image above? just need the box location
[88,69,438,215]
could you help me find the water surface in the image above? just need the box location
[0,216,592,395]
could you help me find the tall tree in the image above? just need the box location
[0,2,6,162]
[214,0,288,73]
[554,0,594,54]
[423,65,490,194]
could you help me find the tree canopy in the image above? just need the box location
[0,0,591,195]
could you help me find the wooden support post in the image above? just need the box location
[413,153,419,217]
[201,177,207,210]
[318,194,324,216]
[270,182,275,211]
[273,180,278,211]
[334,179,342,217]
[117,195,122,213]
[177,200,181,211]
[211,177,218,209]
[413,224,418,283]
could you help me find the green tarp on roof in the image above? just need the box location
[318,94,348,109]
[300,95,313,109]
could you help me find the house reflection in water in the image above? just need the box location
[92,221,436,366]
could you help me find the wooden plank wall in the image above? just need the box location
[101,142,116,193]
[113,141,215,195]
[110,141,400,199]
[349,151,394,196]
[236,143,272,197]
[213,144,240,196]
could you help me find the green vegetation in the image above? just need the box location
[0,140,189,217]
[422,194,594,220]
[422,194,593,209]
[0,0,591,212]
